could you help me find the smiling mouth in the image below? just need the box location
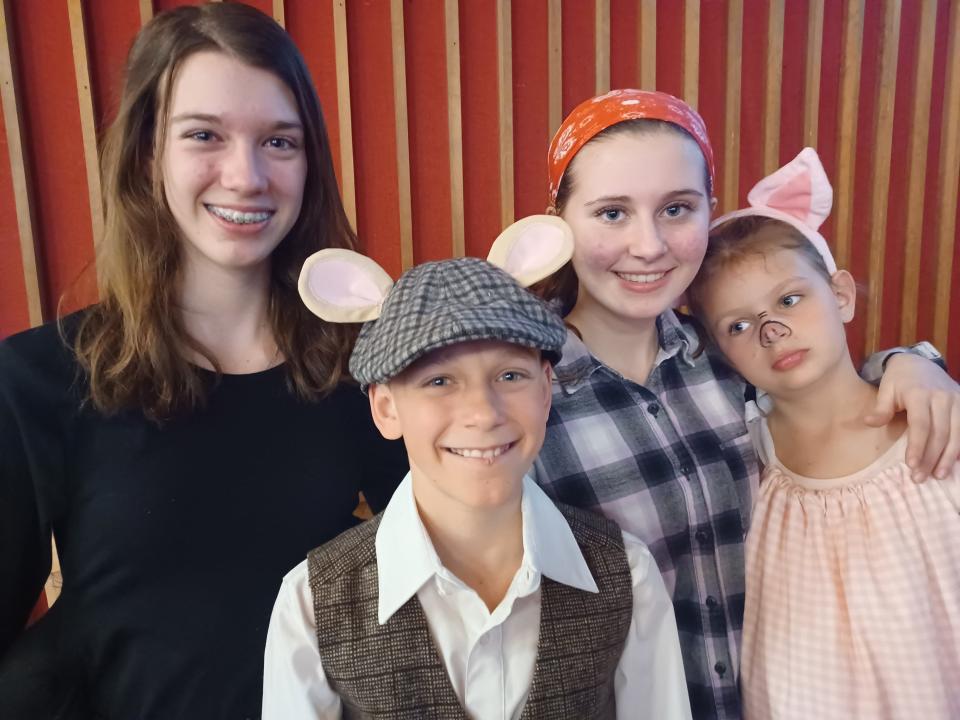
[615,270,668,284]
[444,442,516,464]
[205,204,274,225]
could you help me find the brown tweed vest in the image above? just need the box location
[307,502,633,719]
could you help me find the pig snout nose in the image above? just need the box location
[759,320,792,348]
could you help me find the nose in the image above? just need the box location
[759,320,792,348]
[626,214,667,260]
[220,143,268,195]
[461,384,505,430]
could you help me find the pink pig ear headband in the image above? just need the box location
[710,147,838,274]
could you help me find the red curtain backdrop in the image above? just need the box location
[1,0,958,370]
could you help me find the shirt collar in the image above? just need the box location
[519,475,598,594]
[554,310,699,394]
[657,310,699,366]
[374,473,598,624]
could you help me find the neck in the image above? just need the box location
[413,479,524,612]
[176,259,279,373]
[763,350,909,479]
[767,352,875,432]
[566,296,661,385]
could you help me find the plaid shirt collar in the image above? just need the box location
[555,310,698,394]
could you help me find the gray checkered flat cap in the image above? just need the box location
[349,257,566,387]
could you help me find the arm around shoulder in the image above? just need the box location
[614,532,692,720]
[862,346,960,480]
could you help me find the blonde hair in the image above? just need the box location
[72,3,357,421]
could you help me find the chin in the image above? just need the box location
[614,297,675,322]
[763,372,821,397]
[462,473,525,504]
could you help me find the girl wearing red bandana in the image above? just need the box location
[529,89,960,720]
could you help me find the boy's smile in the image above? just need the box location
[444,441,517,464]
[368,340,552,512]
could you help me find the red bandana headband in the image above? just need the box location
[547,89,716,204]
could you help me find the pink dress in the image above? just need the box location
[741,419,960,719]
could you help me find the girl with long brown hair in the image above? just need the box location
[0,5,405,718]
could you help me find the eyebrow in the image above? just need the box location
[169,113,303,132]
[583,188,705,208]
[663,188,706,200]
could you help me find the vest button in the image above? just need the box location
[714,661,727,677]
[695,530,711,544]
[705,596,718,609]
[647,402,660,416]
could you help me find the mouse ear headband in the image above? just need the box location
[297,214,573,322]
[710,146,837,273]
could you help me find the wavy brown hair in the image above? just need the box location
[71,3,357,421]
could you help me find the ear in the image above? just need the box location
[539,360,554,414]
[487,215,574,287]
[747,147,832,231]
[710,196,719,213]
[368,383,404,440]
[830,269,856,323]
[298,248,394,322]
[545,205,559,216]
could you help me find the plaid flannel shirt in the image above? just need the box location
[532,310,757,720]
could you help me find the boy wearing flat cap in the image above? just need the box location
[262,217,690,720]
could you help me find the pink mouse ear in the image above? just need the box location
[747,147,832,231]
[486,214,574,287]
[298,248,394,322]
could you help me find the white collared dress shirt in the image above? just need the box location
[262,473,692,720]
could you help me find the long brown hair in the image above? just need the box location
[72,3,357,421]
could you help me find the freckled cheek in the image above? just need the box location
[166,158,218,195]
[666,226,708,263]
[572,235,622,272]
[199,159,221,183]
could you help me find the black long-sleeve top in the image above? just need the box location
[0,314,408,719]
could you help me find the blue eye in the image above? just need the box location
[499,370,528,382]
[663,202,691,218]
[187,130,215,142]
[728,320,750,336]
[595,207,625,222]
[424,376,449,388]
[780,294,801,308]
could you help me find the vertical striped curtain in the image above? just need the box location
[1,0,958,369]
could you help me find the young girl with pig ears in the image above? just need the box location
[688,147,960,719]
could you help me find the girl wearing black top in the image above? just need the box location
[0,5,406,718]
